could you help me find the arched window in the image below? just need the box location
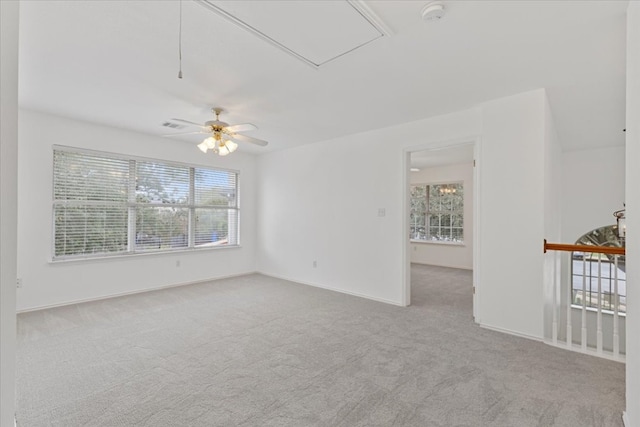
[571,225,626,313]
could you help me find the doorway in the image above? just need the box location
[403,140,479,321]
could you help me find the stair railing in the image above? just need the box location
[544,240,625,360]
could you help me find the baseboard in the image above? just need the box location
[479,322,543,343]
[16,271,258,313]
[258,272,405,307]
[410,261,473,271]
[622,411,629,427]
[544,340,626,364]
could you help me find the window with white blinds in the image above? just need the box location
[53,147,239,260]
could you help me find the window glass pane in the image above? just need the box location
[441,227,452,239]
[410,185,426,199]
[410,182,464,243]
[53,147,240,260]
[195,209,238,247]
[136,162,189,204]
[136,207,189,250]
[428,193,440,211]
[54,151,129,202]
[54,205,128,257]
[452,228,462,241]
[194,168,237,207]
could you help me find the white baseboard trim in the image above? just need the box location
[258,272,405,307]
[623,411,629,427]
[544,340,626,364]
[16,271,258,313]
[410,261,473,271]
[479,322,543,342]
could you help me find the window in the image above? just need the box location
[570,225,626,314]
[410,183,463,243]
[571,252,626,314]
[53,147,238,260]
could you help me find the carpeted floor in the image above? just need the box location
[16,264,625,426]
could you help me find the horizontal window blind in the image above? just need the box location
[136,161,190,205]
[53,147,239,260]
[53,150,129,202]
[194,167,237,207]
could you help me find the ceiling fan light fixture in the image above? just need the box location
[197,140,209,153]
[218,139,238,156]
[173,107,269,156]
[225,140,238,153]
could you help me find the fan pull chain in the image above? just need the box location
[178,0,183,79]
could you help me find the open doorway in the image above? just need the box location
[403,141,479,321]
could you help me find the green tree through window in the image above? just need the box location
[53,147,239,259]
[410,183,463,243]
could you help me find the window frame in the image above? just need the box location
[570,251,626,315]
[52,145,240,261]
[410,181,464,244]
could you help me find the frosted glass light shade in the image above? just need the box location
[226,140,238,153]
[199,135,239,156]
[205,136,217,149]
[197,141,209,153]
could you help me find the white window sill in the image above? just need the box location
[49,244,242,264]
[410,240,465,247]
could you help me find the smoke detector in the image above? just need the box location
[422,2,445,22]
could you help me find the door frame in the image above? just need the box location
[401,136,482,322]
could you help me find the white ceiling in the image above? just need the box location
[18,1,628,154]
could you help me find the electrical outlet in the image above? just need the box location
[16,278,22,288]
[313,260,317,268]
[378,208,386,217]
[413,246,417,251]
[176,260,181,267]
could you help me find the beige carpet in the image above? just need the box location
[16,264,625,426]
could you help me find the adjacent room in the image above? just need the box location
[1,1,639,426]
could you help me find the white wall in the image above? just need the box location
[0,1,19,425]
[561,147,625,243]
[410,162,473,270]
[625,2,640,425]
[258,88,552,343]
[476,89,547,340]
[542,96,562,341]
[16,109,258,311]
[257,108,482,305]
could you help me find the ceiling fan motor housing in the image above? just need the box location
[205,120,229,131]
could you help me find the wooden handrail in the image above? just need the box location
[544,240,625,255]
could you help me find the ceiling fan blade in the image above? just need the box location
[227,133,269,147]
[170,118,206,128]
[162,131,208,137]
[224,123,257,133]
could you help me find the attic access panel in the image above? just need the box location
[197,0,391,68]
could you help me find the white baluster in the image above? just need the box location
[566,251,572,349]
[597,256,603,354]
[581,254,587,351]
[552,251,558,344]
[613,255,620,358]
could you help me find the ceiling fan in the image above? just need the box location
[166,108,268,156]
